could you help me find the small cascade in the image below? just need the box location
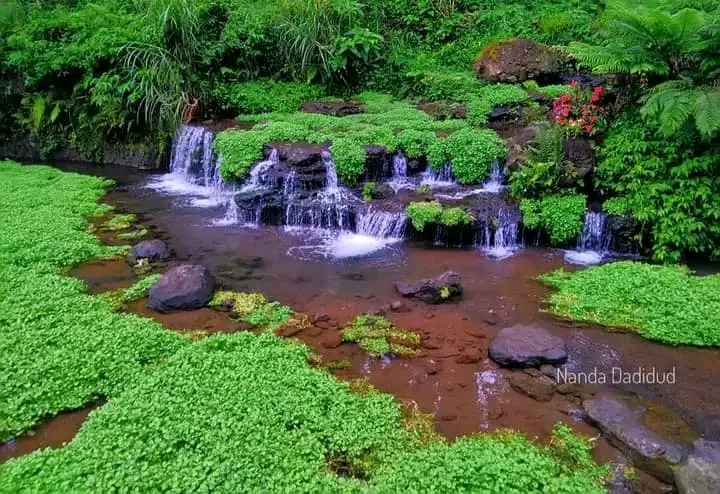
[392,152,407,180]
[479,209,520,258]
[240,149,280,192]
[433,225,448,247]
[322,151,339,193]
[481,160,504,193]
[357,207,406,239]
[148,125,236,208]
[387,152,413,192]
[565,211,612,265]
[422,162,455,187]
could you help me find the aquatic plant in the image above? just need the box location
[209,290,295,331]
[362,182,375,201]
[116,228,148,240]
[540,261,720,347]
[0,161,185,441]
[341,314,421,357]
[99,274,162,310]
[101,213,136,231]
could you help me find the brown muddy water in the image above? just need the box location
[4,163,720,491]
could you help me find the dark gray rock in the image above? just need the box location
[363,145,389,182]
[394,271,463,304]
[563,137,595,180]
[675,439,720,494]
[148,264,216,312]
[127,239,169,264]
[475,38,567,84]
[583,394,697,484]
[489,324,567,367]
[371,182,395,200]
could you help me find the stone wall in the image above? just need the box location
[0,135,169,170]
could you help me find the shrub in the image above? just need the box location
[520,194,586,246]
[213,79,326,114]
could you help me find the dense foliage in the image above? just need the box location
[405,201,474,231]
[540,261,720,346]
[215,94,506,185]
[0,162,608,491]
[0,161,186,441]
[520,194,586,246]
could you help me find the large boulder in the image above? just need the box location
[148,264,216,312]
[675,439,720,494]
[489,324,567,367]
[584,394,697,484]
[363,145,389,182]
[394,271,462,304]
[475,39,567,84]
[127,239,169,265]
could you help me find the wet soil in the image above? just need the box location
[6,163,720,491]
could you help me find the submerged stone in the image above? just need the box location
[148,264,216,312]
[489,324,567,368]
[675,439,720,494]
[583,393,697,484]
[127,239,169,265]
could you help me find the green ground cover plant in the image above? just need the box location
[0,161,186,441]
[540,261,720,346]
[99,274,162,310]
[0,332,608,493]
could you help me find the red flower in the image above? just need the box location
[570,80,578,87]
[584,124,592,134]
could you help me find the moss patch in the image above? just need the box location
[101,213,136,231]
[341,315,422,357]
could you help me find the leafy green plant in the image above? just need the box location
[100,274,162,310]
[101,214,136,231]
[416,184,430,194]
[362,181,375,201]
[567,0,720,140]
[405,201,443,230]
[540,261,720,346]
[0,161,185,441]
[213,79,325,114]
[439,207,474,227]
[341,314,421,357]
[520,194,586,246]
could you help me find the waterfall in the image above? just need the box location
[478,209,520,258]
[240,149,279,192]
[481,160,504,193]
[392,153,407,180]
[147,125,235,208]
[356,207,406,239]
[564,211,612,265]
[422,162,455,187]
[322,151,339,192]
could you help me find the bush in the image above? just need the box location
[520,194,586,246]
[213,79,326,114]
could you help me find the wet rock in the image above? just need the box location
[276,325,303,337]
[606,215,641,254]
[455,347,485,364]
[394,271,463,304]
[320,332,343,349]
[424,361,439,375]
[675,439,720,494]
[127,239,169,264]
[270,143,325,169]
[312,313,330,323]
[370,183,395,200]
[301,101,363,117]
[363,145,388,182]
[583,394,697,484]
[148,264,216,312]
[474,39,567,84]
[488,324,567,368]
[390,301,411,313]
[422,336,442,350]
[505,126,538,171]
[556,383,586,398]
[539,364,557,379]
[509,372,555,402]
[563,137,595,180]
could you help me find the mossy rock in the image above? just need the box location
[474,39,567,84]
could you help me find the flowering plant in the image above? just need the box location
[550,81,608,137]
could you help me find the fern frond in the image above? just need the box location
[694,88,720,139]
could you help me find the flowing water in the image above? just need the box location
[10,161,720,494]
[476,209,521,259]
[564,211,612,265]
